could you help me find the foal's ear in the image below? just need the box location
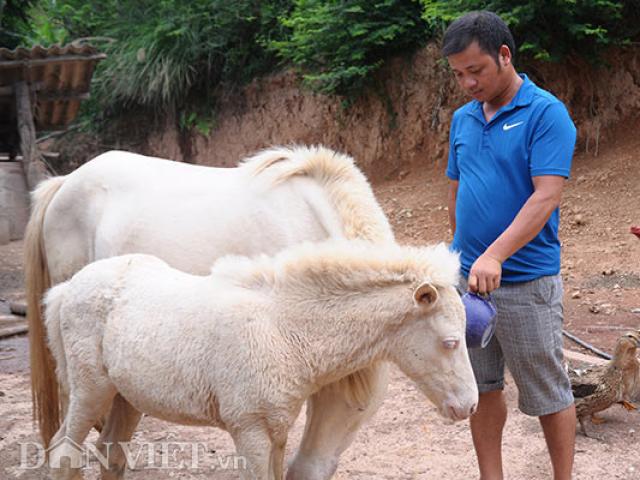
[413,283,439,308]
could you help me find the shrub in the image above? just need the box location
[29,0,292,111]
[422,0,640,63]
[0,0,37,49]
[271,0,429,99]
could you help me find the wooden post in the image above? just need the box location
[15,81,48,190]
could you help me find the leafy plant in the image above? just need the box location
[0,0,37,48]
[179,110,215,137]
[25,0,292,112]
[271,0,429,99]
[9,0,638,125]
[422,0,639,63]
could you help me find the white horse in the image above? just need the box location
[25,145,394,479]
[44,240,478,480]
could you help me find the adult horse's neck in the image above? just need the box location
[245,146,395,243]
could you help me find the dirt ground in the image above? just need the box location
[1,132,639,479]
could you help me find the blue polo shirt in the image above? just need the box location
[446,74,576,283]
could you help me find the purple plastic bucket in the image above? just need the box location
[462,292,497,349]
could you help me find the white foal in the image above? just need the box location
[44,241,478,480]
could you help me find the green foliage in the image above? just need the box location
[23,3,67,46]
[422,0,640,63]
[0,0,36,48]
[7,0,638,122]
[26,0,292,112]
[179,109,215,137]
[271,0,429,98]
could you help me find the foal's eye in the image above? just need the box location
[442,338,460,350]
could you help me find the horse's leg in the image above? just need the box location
[96,394,142,480]
[48,390,116,480]
[287,362,389,480]
[48,418,82,480]
[270,437,287,480]
[231,427,275,480]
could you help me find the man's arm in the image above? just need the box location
[468,175,565,294]
[448,180,459,238]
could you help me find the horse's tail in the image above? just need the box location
[42,282,70,409]
[244,145,395,244]
[24,175,66,448]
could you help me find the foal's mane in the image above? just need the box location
[211,240,460,295]
[240,145,394,244]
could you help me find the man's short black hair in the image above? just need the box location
[441,11,516,64]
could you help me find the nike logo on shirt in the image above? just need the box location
[503,121,524,131]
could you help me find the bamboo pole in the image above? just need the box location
[15,81,48,190]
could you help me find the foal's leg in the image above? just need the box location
[287,363,389,480]
[48,391,116,480]
[96,394,142,480]
[231,427,275,480]
[270,437,287,480]
[48,418,82,480]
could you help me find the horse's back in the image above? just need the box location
[53,254,169,311]
[53,253,203,334]
[56,151,238,202]
[58,252,254,426]
[42,151,337,279]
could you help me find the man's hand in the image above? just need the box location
[468,253,503,294]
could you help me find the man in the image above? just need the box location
[443,11,576,480]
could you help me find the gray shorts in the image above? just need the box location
[460,274,574,417]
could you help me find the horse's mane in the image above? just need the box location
[210,240,460,295]
[240,145,394,244]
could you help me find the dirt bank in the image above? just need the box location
[138,46,640,182]
[51,45,640,183]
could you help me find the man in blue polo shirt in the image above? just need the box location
[444,11,576,480]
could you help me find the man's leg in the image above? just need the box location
[539,404,576,480]
[470,390,507,480]
[495,275,575,480]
